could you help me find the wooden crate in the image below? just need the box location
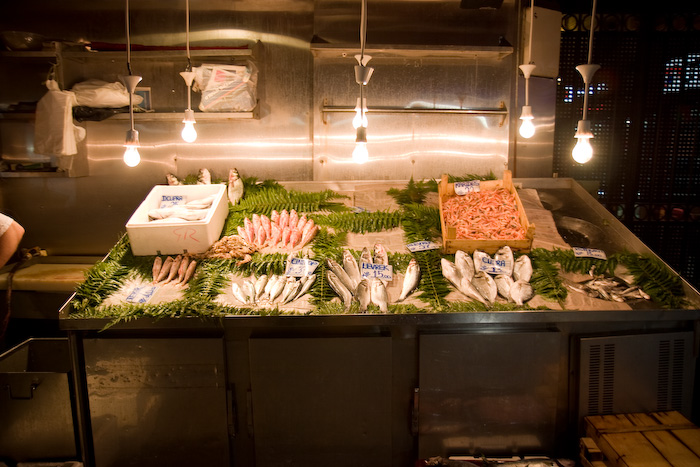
[438,170,535,254]
[582,411,700,467]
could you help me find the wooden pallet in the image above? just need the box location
[581,411,700,467]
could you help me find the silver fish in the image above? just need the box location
[510,279,534,305]
[242,279,257,304]
[373,243,388,265]
[294,273,316,301]
[342,250,361,291]
[354,278,371,312]
[327,270,353,310]
[457,276,489,306]
[254,274,268,301]
[227,168,244,205]
[231,282,249,304]
[360,247,373,266]
[397,258,420,302]
[454,250,475,282]
[440,257,463,290]
[494,274,514,301]
[197,168,212,185]
[472,271,497,305]
[268,276,286,302]
[166,173,182,185]
[327,258,355,294]
[281,277,302,304]
[494,246,515,276]
[513,254,533,282]
[369,278,389,313]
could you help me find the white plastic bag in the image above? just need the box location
[72,79,143,108]
[192,61,258,112]
[34,80,86,156]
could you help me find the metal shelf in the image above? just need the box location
[311,43,513,60]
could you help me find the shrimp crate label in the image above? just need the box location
[438,170,534,255]
[126,184,228,256]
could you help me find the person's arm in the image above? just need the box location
[0,220,25,268]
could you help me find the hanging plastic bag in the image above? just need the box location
[192,61,258,112]
[34,80,86,156]
[71,79,142,108]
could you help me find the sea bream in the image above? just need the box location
[494,246,514,276]
[440,257,463,290]
[494,274,514,301]
[396,258,420,302]
[513,254,533,282]
[472,271,498,305]
[510,279,534,305]
[227,168,244,205]
[454,250,475,282]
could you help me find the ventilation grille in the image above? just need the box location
[586,343,615,415]
[657,338,687,411]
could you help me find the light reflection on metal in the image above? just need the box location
[322,102,508,125]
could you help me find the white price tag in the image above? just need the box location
[285,257,319,277]
[573,247,607,260]
[159,195,186,209]
[454,180,480,195]
[475,255,511,275]
[407,241,441,252]
[360,262,393,282]
[126,285,157,304]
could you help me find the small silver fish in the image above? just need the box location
[327,258,355,294]
[268,276,286,302]
[227,168,244,205]
[231,282,249,304]
[510,279,534,305]
[342,250,361,291]
[513,255,533,282]
[294,274,316,301]
[472,271,497,305]
[494,274,514,301]
[254,274,268,301]
[197,168,212,185]
[281,277,302,304]
[354,278,371,312]
[369,278,389,313]
[457,276,489,306]
[397,258,420,302]
[454,250,475,282]
[373,243,388,265]
[242,279,257,304]
[327,270,353,310]
[494,246,514,276]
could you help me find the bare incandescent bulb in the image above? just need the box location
[518,105,535,139]
[572,119,594,164]
[352,127,369,164]
[123,145,141,167]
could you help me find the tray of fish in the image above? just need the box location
[438,170,535,255]
[126,184,228,256]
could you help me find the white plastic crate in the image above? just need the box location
[126,184,228,256]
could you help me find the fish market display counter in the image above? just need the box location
[57,177,700,467]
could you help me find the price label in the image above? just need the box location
[126,285,157,304]
[360,262,393,282]
[159,195,186,208]
[454,180,480,195]
[407,241,441,252]
[475,255,511,275]
[285,257,319,277]
[573,247,607,260]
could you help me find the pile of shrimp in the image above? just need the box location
[442,188,527,240]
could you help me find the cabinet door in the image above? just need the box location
[418,331,561,458]
[249,337,392,467]
[83,337,230,467]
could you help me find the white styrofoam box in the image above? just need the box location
[126,184,228,256]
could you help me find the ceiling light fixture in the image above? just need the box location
[572,0,600,164]
[518,0,536,139]
[180,0,197,143]
[352,0,373,164]
[120,0,142,167]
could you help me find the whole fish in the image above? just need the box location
[294,274,316,301]
[268,276,286,302]
[280,226,292,248]
[166,173,182,185]
[156,256,174,283]
[289,209,299,230]
[327,270,353,310]
[269,223,282,247]
[242,279,257,304]
[281,277,302,304]
[237,226,250,244]
[494,274,514,301]
[262,274,280,301]
[360,247,373,266]
[163,255,183,283]
[197,168,211,185]
[354,278,371,312]
[373,243,389,265]
[254,274,268,301]
[296,215,308,233]
[227,168,244,205]
[454,250,475,282]
[185,194,216,209]
[440,257,463,290]
[289,228,302,248]
[494,246,515,276]
[510,279,534,305]
[472,271,497,305]
[342,250,361,291]
[327,258,355,294]
[299,224,318,248]
[270,210,280,225]
[457,276,489,306]
[279,209,290,229]
[181,260,197,284]
[369,278,389,313]
[396,258,420,302]
[244,217,255,243]
[513,255,533,282]
[473,250,490,273]
[231,282,249,304]
[152,256,163,282]
[256,225,267,247]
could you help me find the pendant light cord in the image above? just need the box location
[125,0,133,75]
[581,0,597,121]
[185,0,192,70]
[359,0,367,62]
[527,0,534,65]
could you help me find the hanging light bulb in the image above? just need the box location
[120,0,142,167]
[352,127,369,164]
[123,129,141,167]
[518,104,535,139]
[572,0,599,164]
[180,0,197,143]
[518,1,537,139]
